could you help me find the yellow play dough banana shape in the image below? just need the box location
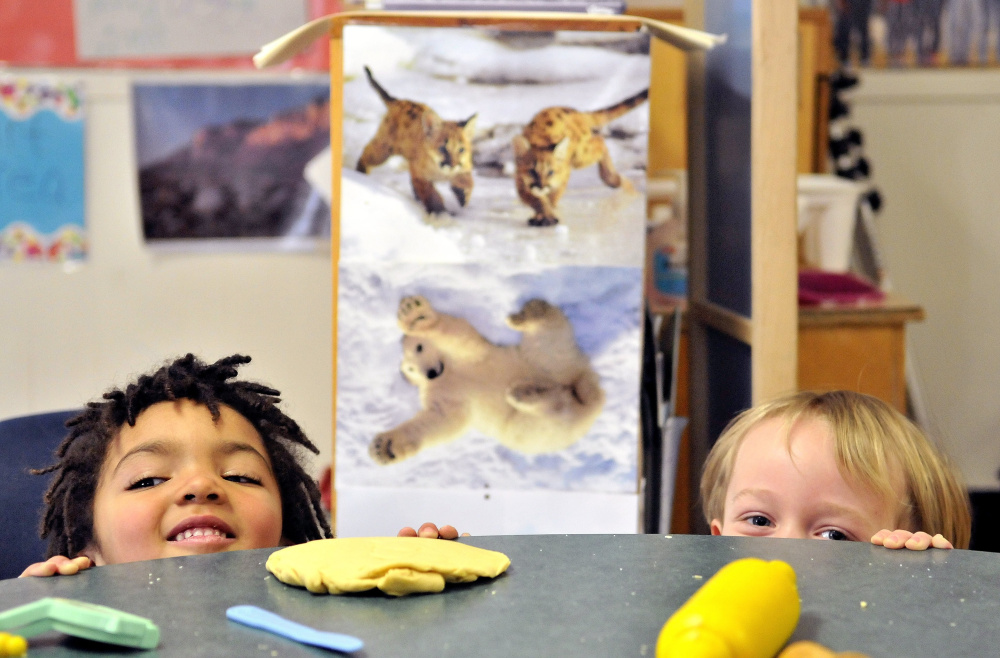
[656,557,800,658]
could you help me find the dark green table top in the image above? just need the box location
[2,534,999,657]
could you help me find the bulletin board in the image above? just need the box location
[0,0,340,70]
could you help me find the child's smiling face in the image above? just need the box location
[711,415,905,542]
[85,399,284,565]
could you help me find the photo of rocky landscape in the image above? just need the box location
[134,82,331,243]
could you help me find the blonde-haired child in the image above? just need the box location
[701,390,971,550]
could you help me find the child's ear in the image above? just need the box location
[710,519,724,536]
[80,544,105,567]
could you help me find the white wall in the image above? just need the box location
[0,70,333,475]
[852,69,1000,490]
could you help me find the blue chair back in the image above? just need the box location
[0,409,80,579]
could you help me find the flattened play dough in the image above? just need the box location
[266,537,511,596]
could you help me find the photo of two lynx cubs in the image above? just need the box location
[357,66,647,226]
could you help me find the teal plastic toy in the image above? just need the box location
[0,597,159,649]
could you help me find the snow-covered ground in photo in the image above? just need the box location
[335,262,642,494]
[327,25,651,268]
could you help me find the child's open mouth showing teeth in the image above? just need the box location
[171,527,233,542]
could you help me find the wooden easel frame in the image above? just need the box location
[257,9,723,532]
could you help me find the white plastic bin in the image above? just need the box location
[797,174,865,272]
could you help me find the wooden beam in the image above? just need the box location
[750,1,798,403]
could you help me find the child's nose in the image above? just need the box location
[178,474,227,504]
[183,491,219,502]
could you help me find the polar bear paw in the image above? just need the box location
[398,295,438,332]
[507,298,556,329]
[369,431,419,464]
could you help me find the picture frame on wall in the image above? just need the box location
[132,79,332,251]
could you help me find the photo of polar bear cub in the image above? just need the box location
[369,295,605,464]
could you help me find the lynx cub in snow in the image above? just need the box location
[513,88,648,226]
[356,66,477,214]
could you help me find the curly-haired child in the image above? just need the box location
[21,353,333,577]
[701,390,971,550]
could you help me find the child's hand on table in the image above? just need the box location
[870,529,953,550]
[397,523,469,539]
[19,555,93,577]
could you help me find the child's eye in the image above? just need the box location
[224,474,263,486]
[127,477,166,490]
[818,529,851,541]
[747,515,772,527]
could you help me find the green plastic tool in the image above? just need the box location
[0,597,159,649]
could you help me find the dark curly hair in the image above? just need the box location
[34,353,332,559]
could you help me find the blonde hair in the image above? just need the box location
[700,390,971,549]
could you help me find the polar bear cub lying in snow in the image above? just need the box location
[369,295,605,464]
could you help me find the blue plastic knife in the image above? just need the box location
[226,605,363,654]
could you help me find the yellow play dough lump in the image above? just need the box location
[266,537,511,597]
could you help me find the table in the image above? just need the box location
[798,293,925,414]
[3,534,999,657]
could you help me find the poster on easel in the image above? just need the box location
[336,21,648,536]
[254,10,722,536]
[0,77,86,263]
